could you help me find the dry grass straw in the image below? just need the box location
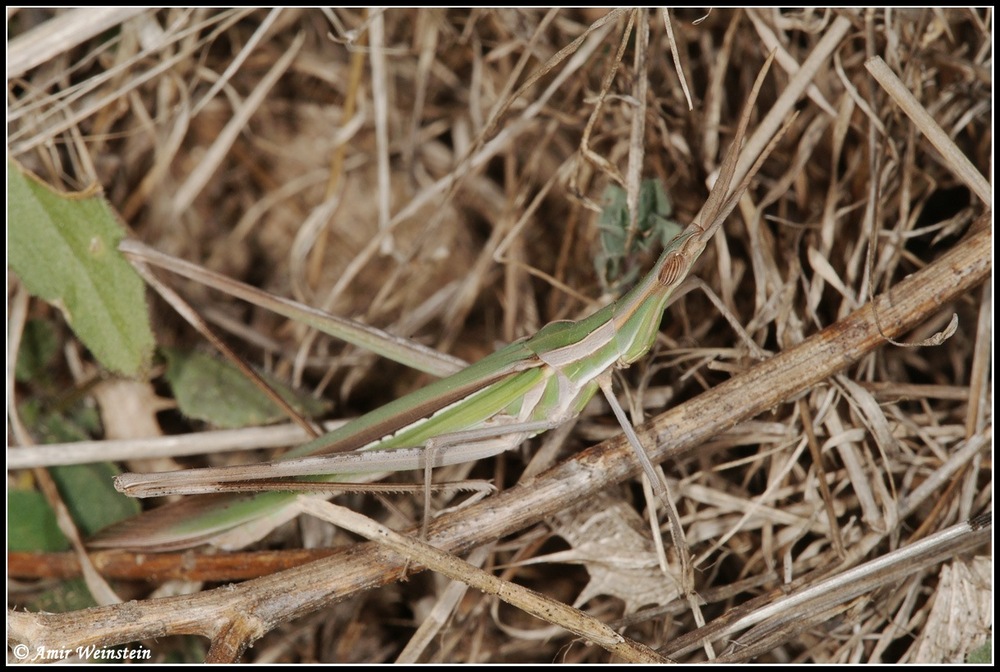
[7,8,992,663]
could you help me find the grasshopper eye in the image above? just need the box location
[657,252,685,287]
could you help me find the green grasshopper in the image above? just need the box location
[96,58,778,552]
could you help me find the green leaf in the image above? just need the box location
[968,641,991,663]
[7,489,71,552]
[8,158,154,377]
[10,400,139,551]
[595,178,680,291]
[636,179,679,246]
[18,397,101,446]
[27,578,97,614]
[50,463,141,537]
[163,347,331,428]
[7,465,140,553]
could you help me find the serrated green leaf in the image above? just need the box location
[163,347,331,428]
[8,158,154,377]
[7,489,72,552]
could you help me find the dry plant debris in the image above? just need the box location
[7,8,992,663]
